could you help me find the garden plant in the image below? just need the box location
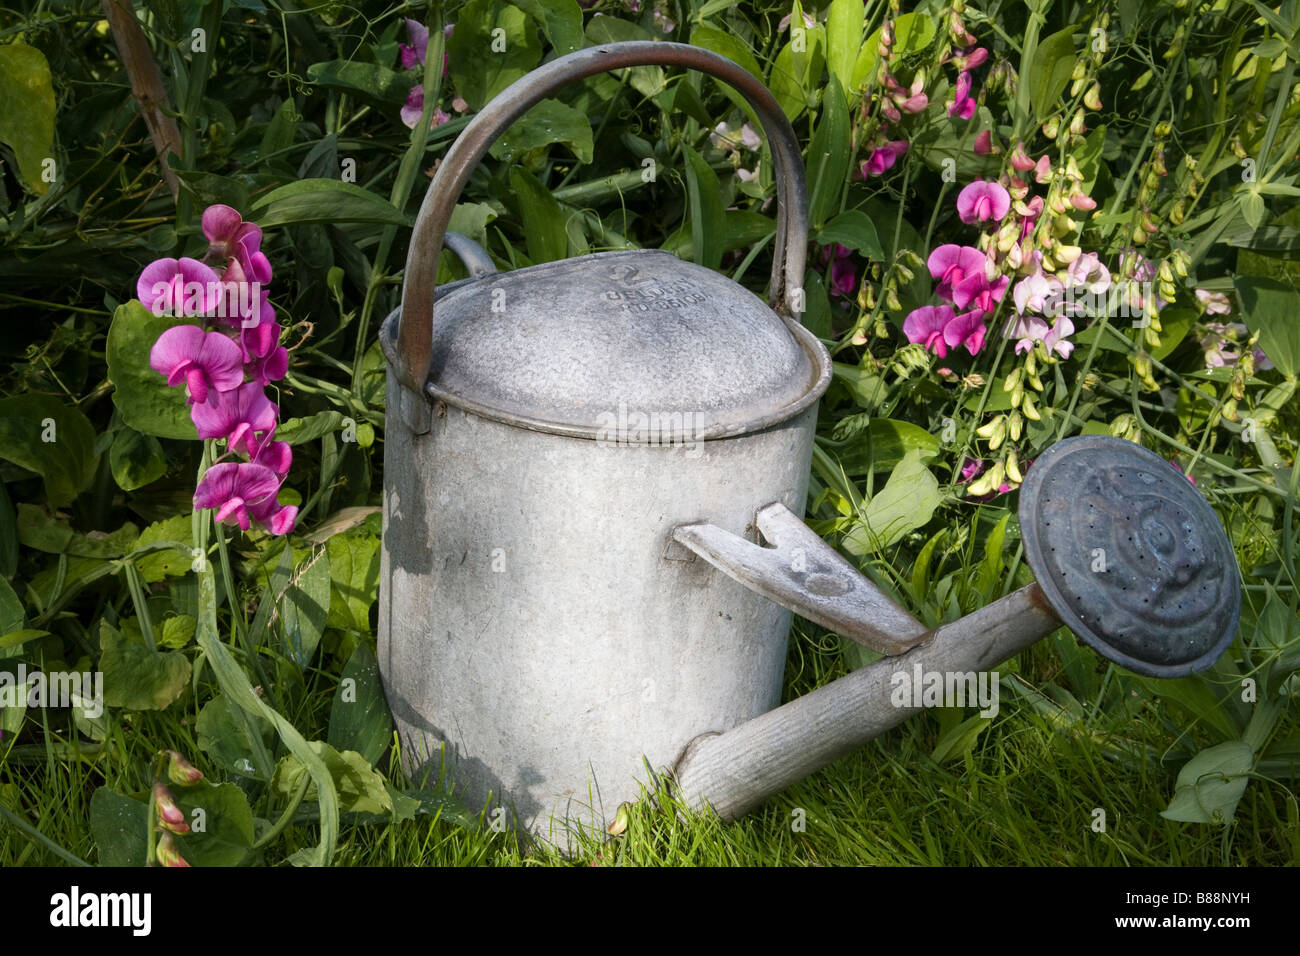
[0,0,1298,867]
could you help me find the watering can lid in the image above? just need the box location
[1017,435,1241,678]
[382,248,832,440]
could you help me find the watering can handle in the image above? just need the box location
[395,40,810,396]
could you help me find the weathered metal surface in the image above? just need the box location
[393,41,811,399]
[673,503,930,655]
[378,397,818,847]
[673,584,1061,822]
[392,249,829,439]
[1018,436,1241,678]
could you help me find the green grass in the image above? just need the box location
[4,612,1296,867]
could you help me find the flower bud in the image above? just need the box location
[1022,393,1041,421]
[1084,82,1103,110]
[1005,450,1023,484]
[1055,244,1082,265]
[1008,410,1023,442]
[162,750,204,787]
[154,832,190,868]
[1070,192,1097,211]
[1010,142,1036,171]
[1041,115,1060,139]
[1069,110,1087,136]
[1034,155,1052,183]
[152,783,190,835]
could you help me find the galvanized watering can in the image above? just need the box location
[378,42,1242,846]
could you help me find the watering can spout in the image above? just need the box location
[671,584,1059,822]
[669,436,1242,822]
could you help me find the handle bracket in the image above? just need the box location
[673,504,931,656]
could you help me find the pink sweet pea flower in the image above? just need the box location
[948,71,977,119]
[956,180,1010,224]
[943,308,988,355]
[1006,314,1074,358]
[253,439,293,476]
[821,244,856,297]
[1042,316,1075,358]
[951,270,1008,313]
[137,258,222,317]
[149,325,245,406]
[401,86,453,130]
[190,382,278,455]
[201,206,263,264]
[928,244,987,302]
[861,141,909,176]
[247,343,289,386]
[400,18,429,69]
[194,462,282,532]
[1013,270,1065,315]
[1195,289,1231,315]
[904,305,956,357]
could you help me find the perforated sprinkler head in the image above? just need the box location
[1017,436,1241,678]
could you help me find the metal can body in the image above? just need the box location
[378,387,816,844]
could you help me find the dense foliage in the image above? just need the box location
[0,0,1297,866]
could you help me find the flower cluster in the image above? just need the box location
[150,750,204,867]
[903,180,1012,359]
[139,205,297,536]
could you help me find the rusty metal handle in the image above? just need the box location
[395,40,810,395]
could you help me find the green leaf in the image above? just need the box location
[106,301,198,440]
[17,504,137,557]
[173,169,250,211]
[683,143,723,271]
[584,17,664,98]
[89,789,148,867]
[843,449,943,553]
[447,202,499,246]
[1137,674,1243,741]
[109,427,167,491]
[306,60,413,105]
[488,97,593,164]
[661,209,775,258]
[272,741,393,816]
[807,75,851,228]
[259,97,298,158]
[1161,740,1254,824]
[132,515,195,583]
[1226,225,1300,258]
[251,179,409,228]
[159,614,196,650]
[172,781,255,867]
[689,23,763,79]
[825,0,864,94]
[975,512,1012,599]
[1150,307,1192,362]
[1028,25,1079,123]
[0,395,99,509]
[1235,276,1300,377]
[509,167,567,264]
[326,532,381,631]
[513,0,584,55]
[1240,190,1267,230]
[0,43,55,195]
[817,208,884,259]
[276,411,345,446]
[802,269,831,338]
[449,0,545,109]
[100,620,191,711]
[851,13,935,93]
[196,694,273,780]
[328,641,393,767]
[931,712,991,763]
[281,548,331,669]
[0,482,17,580]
